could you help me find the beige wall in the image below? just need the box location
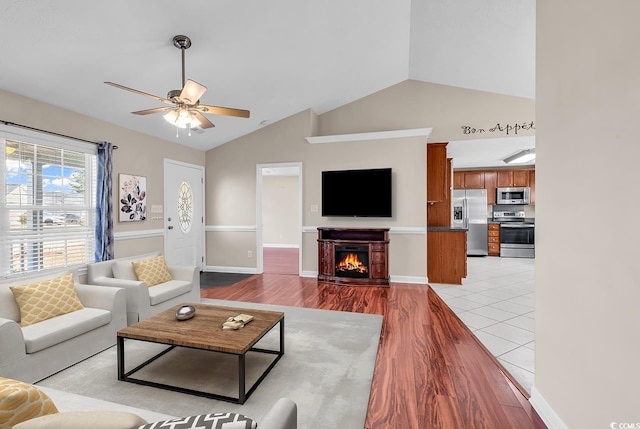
[0,89,205,259]
[206,80,535,278]
[535,1,640,427]
[319,80,535,141]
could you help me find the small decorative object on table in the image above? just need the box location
[176,305,196,321]
[222,313,254,330]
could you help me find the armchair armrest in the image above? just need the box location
[0,317,26,364]
[75,283,124,312]
[85,277,151,318]
[261,398,297,429]
[167,265,199,286]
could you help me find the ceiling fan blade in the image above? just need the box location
[195,104,250,118]
[132,106,174,115]
[193,111,215,129]
[180,79,207,105]
[105,82,173,104]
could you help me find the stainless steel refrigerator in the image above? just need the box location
[452,189,488,256]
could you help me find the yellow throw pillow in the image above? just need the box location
[132,255,172,287]
[0,377,58,429]
[10,273,84,327]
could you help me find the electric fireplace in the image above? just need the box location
[335,246,370,278]
[317,228,389,286]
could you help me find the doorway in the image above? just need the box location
[256,162,302,275]
[163,159,204,269]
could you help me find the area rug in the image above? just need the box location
[36,299,383,429]
[200,272,254,288]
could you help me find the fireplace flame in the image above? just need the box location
[336,252,368,274]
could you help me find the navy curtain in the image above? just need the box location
[95,142,114,261]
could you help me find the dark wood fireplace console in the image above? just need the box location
[317,227,390,286]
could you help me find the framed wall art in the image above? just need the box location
[119,174,147,221]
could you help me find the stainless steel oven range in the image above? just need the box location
[493,207,535,258]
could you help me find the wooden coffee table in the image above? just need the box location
[116,303,284,404]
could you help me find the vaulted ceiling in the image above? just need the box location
[0,0,535,152]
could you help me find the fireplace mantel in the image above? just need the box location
[317,228,390,286]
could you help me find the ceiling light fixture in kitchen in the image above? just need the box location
[503,148,535,164]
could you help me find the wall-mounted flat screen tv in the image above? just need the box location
[321,168,392,217]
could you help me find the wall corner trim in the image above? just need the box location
[529,386,568,429]
[305,128,433,144]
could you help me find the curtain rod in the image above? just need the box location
[0,120,118,150]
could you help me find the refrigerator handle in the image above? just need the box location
[464,199,469,228]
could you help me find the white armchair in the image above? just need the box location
[0,271,127,383]
[87,253,200,326]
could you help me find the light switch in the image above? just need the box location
[151,205,163,213]
[311,204,319,213]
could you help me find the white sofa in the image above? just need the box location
[87,253,201,326]
[18,386,298,429]
[0,271,127,383]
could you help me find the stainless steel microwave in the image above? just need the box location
[496,187,531,205]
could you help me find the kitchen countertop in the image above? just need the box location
[427,226,467,232]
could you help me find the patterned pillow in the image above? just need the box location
[0,377,58,429]
[140,413,257,429]
[132,255,173,287]
[9,273,84,327]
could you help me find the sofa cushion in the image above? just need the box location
[0,377,58,429]
[12,411,147,429]
[140,413,257,429]
[9,273,84,327]
[22,308,111,353]
[148,280,192,306]
[132,255,173,287]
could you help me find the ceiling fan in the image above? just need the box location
[105,35,250,134]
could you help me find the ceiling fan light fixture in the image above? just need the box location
[503,148,535,164]
[163,108,200,129]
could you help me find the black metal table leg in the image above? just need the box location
[238,354,246,404]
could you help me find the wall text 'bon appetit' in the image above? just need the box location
[461,121,535,136]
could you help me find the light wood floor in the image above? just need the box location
[201,273,546,428]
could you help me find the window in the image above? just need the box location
[177,180,193,233]
[1,126,97,277]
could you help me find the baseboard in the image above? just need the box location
[263,244,300,249]
[390,275,428,284]
[204,266,258,274]
[529,386,568,429]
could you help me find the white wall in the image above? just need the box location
[535,1,640,427]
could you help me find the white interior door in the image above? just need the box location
[164,160,204,269]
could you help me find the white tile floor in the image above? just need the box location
[429,256,535,393]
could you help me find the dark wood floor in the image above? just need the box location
[201,274,546,429]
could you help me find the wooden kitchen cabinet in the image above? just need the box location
[427,143,448,203]
[427,157,453,226]
[453,171,484,189]
[427,229,467,284]
[497,170,530,187]
[463,171,484,188]
[488,223,500,256]
[484,171,497,205]
[529,170,536,204]
[453,171,463,189]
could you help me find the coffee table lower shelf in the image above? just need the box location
[116,318,284,405]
